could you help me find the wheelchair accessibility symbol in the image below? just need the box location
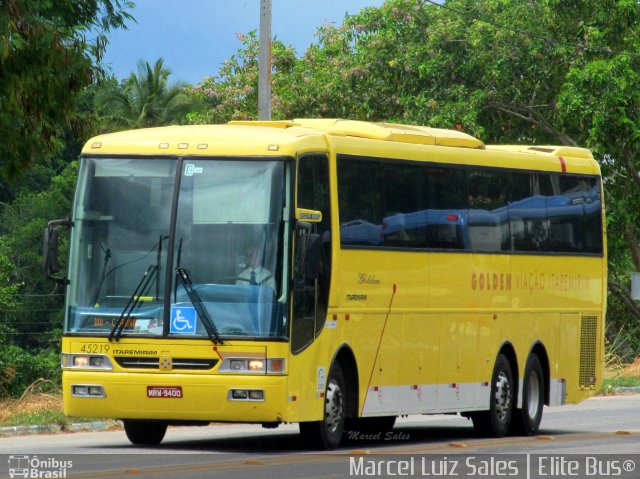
[170,306,197,334]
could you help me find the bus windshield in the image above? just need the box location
[66,157,289,339]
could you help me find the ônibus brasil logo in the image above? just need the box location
[8,455,72,478]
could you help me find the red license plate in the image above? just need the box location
[147,386,183,398]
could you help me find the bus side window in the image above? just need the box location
[508,171,547,252]
[466,170,509,252]
[425,166,467,250]
[583,177,603,254]
[549,175,589,252]
[381,162,428,248]
[337,157,383,246]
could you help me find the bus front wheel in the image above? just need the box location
[471,353,514,438]
[299,362,346,450]
[510,354,545,436]
[123,420,168,446]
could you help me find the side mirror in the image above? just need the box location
[43,226,59,276]
[43,218,71,285]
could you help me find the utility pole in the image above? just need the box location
[258,0,272,120]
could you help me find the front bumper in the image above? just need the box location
[63,371,287,423]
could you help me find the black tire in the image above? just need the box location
[123,420,168,446]
[471,353,514,438]
[299,362,346,450]
[510,354,545,436]
[344,416,396,440]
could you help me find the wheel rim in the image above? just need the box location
[494,371,512,422]
[324,378,344,433]
[526,371,541,420]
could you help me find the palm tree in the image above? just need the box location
[96,58,193,130]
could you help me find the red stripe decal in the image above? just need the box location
[362,284,397,415]
[559,156,567,172]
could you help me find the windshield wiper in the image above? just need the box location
[175,267,223,345]
[94,235,168,307]
[109,264,158,342]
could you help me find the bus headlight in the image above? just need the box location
[73,355,89,367]
[62,354,114,370]
[72,384,106,397]
[225,358,266,373]
[229,359,246,371]
[248,359,265,371]
[228,389,265,401]
[219,357,285,374]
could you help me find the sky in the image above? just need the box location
[101,0,386,85]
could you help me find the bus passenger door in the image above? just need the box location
[291,154,332,353]
[289,154,332,421]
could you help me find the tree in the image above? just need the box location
[96,58,194,129]
[0,161,77,396]
[0,161,77,349]
[0,0,134,181]
[187,32,297,124]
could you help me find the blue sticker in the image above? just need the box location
[170,306,197,334]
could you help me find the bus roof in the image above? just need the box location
[267,119,486,149]
[81,123,327,157]
[82,119,597,174]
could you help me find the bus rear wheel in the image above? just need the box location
[299,362,346,450]
[471,353,514,438]
[510,354,545,436]
[123,420,168,446]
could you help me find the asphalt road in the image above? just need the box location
[1,395,638,478]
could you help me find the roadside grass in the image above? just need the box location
[601,356,640,394]
[3,407,67,428]
[0,380,64,428]
[0,379,99,429]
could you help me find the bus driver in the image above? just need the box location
[237,245,275,290]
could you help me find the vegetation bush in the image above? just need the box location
[0,346,60,399]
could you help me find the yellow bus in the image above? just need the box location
[44,119,606,449]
